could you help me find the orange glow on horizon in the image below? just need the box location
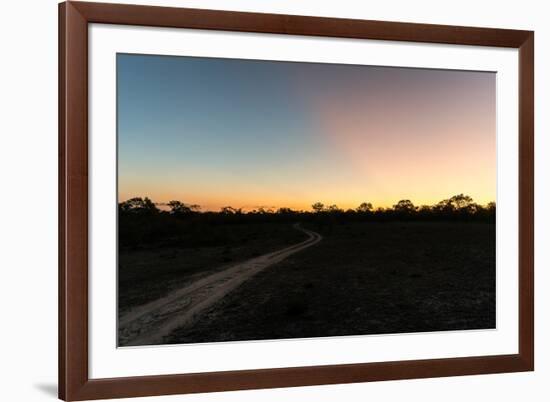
[118,190,496,212]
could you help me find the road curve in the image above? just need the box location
[119,223,322,346]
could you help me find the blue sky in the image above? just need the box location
[117,53,495,211]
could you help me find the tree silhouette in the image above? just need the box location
[311,202,325,213]
[327,204,342,213]
[167,200,200,216]
[220,206,237,214]
[435,194,477,213]
[119,197,159,215]
[449,194,474,209]
[356,202,373,213]
[393,199,416,213]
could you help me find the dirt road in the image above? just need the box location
[118,223,322,346]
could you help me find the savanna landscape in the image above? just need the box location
[117,54,496,346]
[118,195,495,346]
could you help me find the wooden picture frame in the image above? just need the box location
[59,1,534,400]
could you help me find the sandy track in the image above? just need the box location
[118,224,322,346]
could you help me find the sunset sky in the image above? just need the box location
[117,54,496,212]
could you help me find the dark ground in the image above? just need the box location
[163,222,496,344]
[118,222,306,316]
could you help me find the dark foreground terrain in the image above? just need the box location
[163,222,496,344]
[118,222,307,317]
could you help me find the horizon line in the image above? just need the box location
[119,195,496,213]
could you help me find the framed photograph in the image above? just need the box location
[59,1,534,400]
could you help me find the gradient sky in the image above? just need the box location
[117,54,496,211]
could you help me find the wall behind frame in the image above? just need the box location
[0,0,546,401]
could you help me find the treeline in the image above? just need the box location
[120,194,495,222]
[118,194,494,248]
